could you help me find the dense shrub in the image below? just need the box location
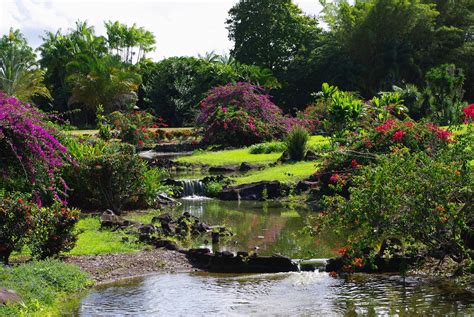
[64,142,146,213]
[0,192,34,264]
[285,126,309,161]
[29,203,79,259]
[0,93,68,201]
[316,136,472,266]
[197,82,284,146]
[311,119,455,200]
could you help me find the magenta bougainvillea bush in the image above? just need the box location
[197,82,285,146]
[0,93,68,201]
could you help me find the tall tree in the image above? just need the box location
[105,21,156,64]
[0,28,50,101]
[226,0,321,71]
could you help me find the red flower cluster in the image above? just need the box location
[375,119,396,132]
[464,104,474,122]
[426,123,453,142]
[392,130,405,141]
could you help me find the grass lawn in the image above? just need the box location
[176,135,329,166]
[66,217,144,256]
[232,160,320,185]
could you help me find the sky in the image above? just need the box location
[0,0,323,61]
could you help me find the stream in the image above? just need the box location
[69,197,474,316]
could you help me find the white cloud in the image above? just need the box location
[0,0,322,60]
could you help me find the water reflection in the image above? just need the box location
[177,199,336,259]
[75,272,474,316]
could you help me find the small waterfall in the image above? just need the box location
[181,179,205,198]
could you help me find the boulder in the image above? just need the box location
[239,162,256,172]
[100,210,127,228]
[0,289,21,305]
[296,180,318,193]
[304,150,320,161]
[218,181,285,200]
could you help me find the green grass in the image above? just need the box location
[66,217,143,256]
[176,135,329,166]
[232,160,321,185]
[176,148,281,166]
[0,259,92,316]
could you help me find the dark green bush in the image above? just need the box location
[64,143,147,213]
[285,125,309,161]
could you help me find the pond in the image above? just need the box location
[73,272,474,316]
[70,198,474,315]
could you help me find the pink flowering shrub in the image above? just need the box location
[310,119,454,201]
[197,82,285,146]
[0,93,68,201]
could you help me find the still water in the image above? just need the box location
[72,198,474,316]
[75,272,474,316]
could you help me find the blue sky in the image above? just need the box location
[0,0,322,60]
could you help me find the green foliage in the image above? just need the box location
[226,0,321,71]
[64,143,147,213]
[318,136,473,262]
[142,168,171,206]
[205,181,224,198]
[0,28,50,101]
[29,203,79,260]
[249,141,287,154]
[424,63,466,125]
[105,20,156,64]
[0,259,91,316]
[285,125,309,161]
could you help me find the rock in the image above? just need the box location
[239,162,254,171]
[138,224,157,242]
[218,181,285,200]
[296,180,318,193]
[0,289,21,305]
[100,210,127,228]
[278,150,290,163]
[152,239,179,251]
[304,150,320,161]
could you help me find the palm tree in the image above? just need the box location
[0,28,50,101]
[67,54,141,113]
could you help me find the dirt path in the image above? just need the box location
[64,249,197,284]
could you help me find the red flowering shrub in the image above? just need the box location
[0,192,34,264]
[0,93,68,201]
[197,82,285,146]
[311,120,454,201]
[29,203,79,259]
[107,110,166,145]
